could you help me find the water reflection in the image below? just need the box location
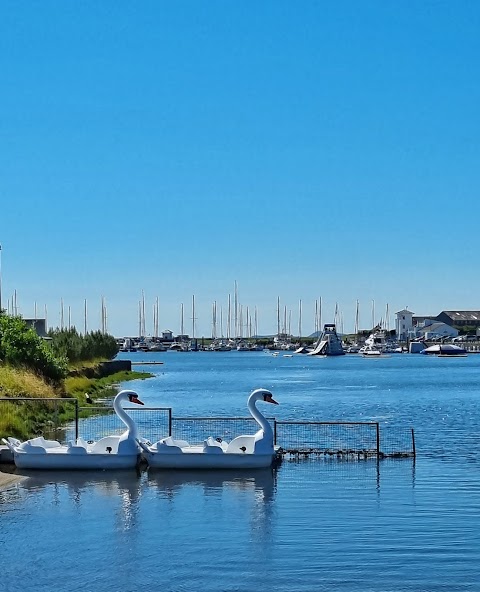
[147,466,277,502]
[148,466,277,548]
[5,469,145,531]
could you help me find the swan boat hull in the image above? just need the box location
[10,450,141,470]
[143,446,275,469]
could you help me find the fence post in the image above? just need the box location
[75,400,79,440]
[54,401,59,440]
[411,427,416,457]
[168,408,172,437]
[274,420,277,446]
[376,422,380,457]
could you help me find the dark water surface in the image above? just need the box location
[1,352,480,591]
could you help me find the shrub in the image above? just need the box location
[48,328,119,363]
[0,314,67,381]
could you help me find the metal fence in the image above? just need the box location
[171,416,276,445]
[274,421,381,456]
[65,407,172,444]
[0,397,79,442]
[0,398,415,457]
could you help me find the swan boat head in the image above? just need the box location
[115,390,145,407]
[249,388,279,406]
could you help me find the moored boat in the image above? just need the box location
[138,388,279,469]
[2,391,146,470]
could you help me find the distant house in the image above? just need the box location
[436,311,480,329]
[162,330,174,341]
[415,321,458,340]
[412,315,437,327]
[24,318,47,338]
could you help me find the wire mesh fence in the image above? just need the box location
[0,398,415,458]
[65,407,172,444]
[0,397,79,442]
[274,421,381,456]
[378,426,416,457]
[171,417,276,445]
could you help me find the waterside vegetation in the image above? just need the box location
[0,312,151,440]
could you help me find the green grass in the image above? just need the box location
[0,366,57,399]
[0,364,153,440]
[65,370,152,402]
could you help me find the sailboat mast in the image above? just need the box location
[192,295,195,340]
[354,300,359,337]
[227,294,231,340]
[138,300,142,337]
[319,296,322,332]
[212,301,216,339]
[142,291,146,337]
[155,296,159,338]
[277,297,280,337]
[234,281,238,338]
[299,299,302,340]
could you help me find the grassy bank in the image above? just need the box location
[0,364,153,440]
[65,369,152,402]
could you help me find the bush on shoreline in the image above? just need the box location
[48,328,119,364]
[0,314,67,381]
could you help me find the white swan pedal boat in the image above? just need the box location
[2,390,145,470]
[139,388,279,469]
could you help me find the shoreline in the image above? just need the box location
[0,467,26,490]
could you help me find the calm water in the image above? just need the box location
[2,352,480,591]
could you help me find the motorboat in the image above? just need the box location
[361,347,382,357]
[421,344,467,357]
[2,390,146,470]
[138,388,279,469]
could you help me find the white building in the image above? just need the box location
[395,309,414,340]
[413,320,458,340]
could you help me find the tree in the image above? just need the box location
[0,314,67,381]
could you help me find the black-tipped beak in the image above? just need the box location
[130,397,145,406]
[267,395,279,405]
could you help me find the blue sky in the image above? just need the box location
[1,1,479,337]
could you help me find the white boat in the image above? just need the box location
[148,342,167,352]
[138,388,279,469]
[361,348,382,357]
[2,390,146,470]
[422,344,467,357]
